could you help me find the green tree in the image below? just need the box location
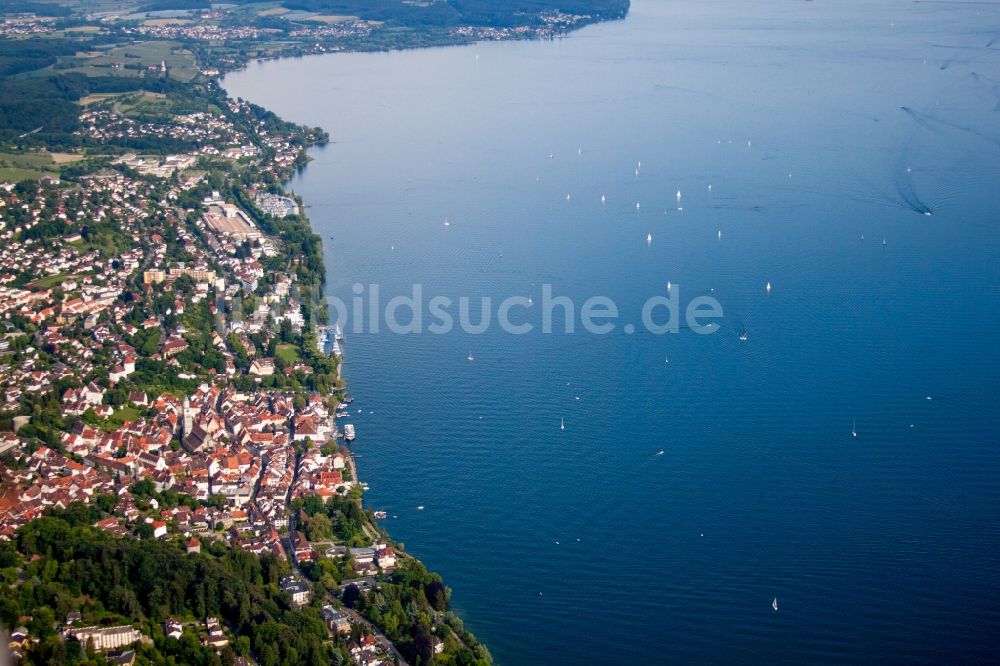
[28,606,55,639]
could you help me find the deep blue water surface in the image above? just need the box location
[225,2,1000,662]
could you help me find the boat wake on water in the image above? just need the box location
[899,105,1000,149]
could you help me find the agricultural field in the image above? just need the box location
[0,150,73,180]
[49,40,199,82]
[303,14,359,24]
[142,17,194,26]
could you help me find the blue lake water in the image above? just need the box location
[224,1,1000,662]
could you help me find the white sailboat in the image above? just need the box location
[636,202,640,210]
[601,194,606,204]
[772,597,778,612]
[852,419,857,438]
[717,230,722,240]
[667,281,672,293]
[647,232,652,244]
[766,281,772,293]
[676,189,682,203]
[560,418,565,431]
[467,350,474,362]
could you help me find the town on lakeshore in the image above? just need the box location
[0,0,628,664]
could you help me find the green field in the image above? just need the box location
[275,343,299,364]
[108,405,141,426]
[0,151,61,181]
[49,40,199,82]
[27,273,82,290]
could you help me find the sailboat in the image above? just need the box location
[772,597,778,612]
[601,194,606,204]
[667,281,672,293]
[647,233,652,244]
[717,230,722,240]
[676,189,682,203]
[560,418,565,431]
[852,419,857,438]
[636,202,640,210]
[766,281,772,293]
[467,350,474,362]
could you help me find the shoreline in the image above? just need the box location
[0,7,627,663]
[225,16,627,656]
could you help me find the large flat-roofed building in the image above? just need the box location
[65,625,145,651]
[168,266,217,283]
[203,203,261,242]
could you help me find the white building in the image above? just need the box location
[65,626,144,651]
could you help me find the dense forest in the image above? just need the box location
[0,2,72,17]
[1,503,489,666]
[0,72,186,146]
[1,509,342,666]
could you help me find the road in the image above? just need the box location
[339,605,410,666]
[283,449,408,665]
